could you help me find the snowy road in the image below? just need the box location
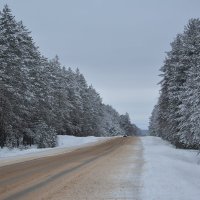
[0,137,143,200]
[1,136,199,200]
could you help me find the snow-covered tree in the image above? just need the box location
[150,18,200,149]
[33,121,57,148]
[0,5,139,148]
[178,19,200,149]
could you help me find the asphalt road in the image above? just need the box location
[0,137,143,200]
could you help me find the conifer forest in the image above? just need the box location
[0,5,139,149]
[149,19,200,149]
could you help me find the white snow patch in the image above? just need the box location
[57,135,106,147]
[0,145,46,158]
[141,136,200,200]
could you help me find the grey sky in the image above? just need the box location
[1,0,200,129]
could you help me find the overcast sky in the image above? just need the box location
[1,0,200,129]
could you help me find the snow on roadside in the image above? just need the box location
[0,135,107,159]
[57,135,106,147]
[141,136,200,200]
[0,145,47,158]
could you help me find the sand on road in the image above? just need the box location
[0,137,143,200]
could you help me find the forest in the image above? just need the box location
[149,18,200,149]
[0,5,139,149]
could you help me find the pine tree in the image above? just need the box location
[33,121,57,148]
[82,85,103,136]
[149,104,159,136]
[150,18,200,149]
[0,5,139,148]
[178,19,200,148]
[0,5,29,146]
[119,113,136,136]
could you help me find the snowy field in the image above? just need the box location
[141,136,200,200]
[0,135,108,166]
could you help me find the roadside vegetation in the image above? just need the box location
[149,19,200,149]
[0,5,139,149]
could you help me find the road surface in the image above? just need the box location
[0,137,143,200]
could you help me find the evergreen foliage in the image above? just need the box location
[149,19,200,149]
[0,5,139,148]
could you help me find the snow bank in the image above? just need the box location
[141,136,200,200]
[57,135,105,147]
[0,135,107,159]
[0,145,47,158]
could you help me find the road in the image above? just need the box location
[0,137,143,200]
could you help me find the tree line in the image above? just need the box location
[0,5,139,149]
[149,19,200,149]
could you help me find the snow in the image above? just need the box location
[0,145,47,158]
[2,135,200,200]
[141,136,200,200]
[57,135,106,147]
[0,135,108,166]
